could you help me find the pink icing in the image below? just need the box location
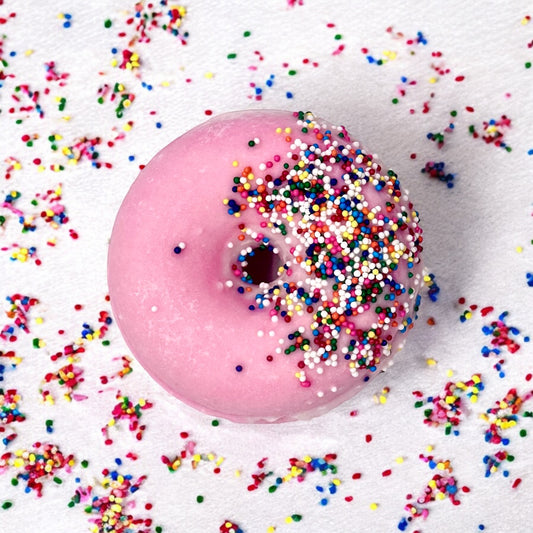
[107,110,423,423]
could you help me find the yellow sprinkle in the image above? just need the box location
[232,160,239,167]
[285,516,293,524]
[161,80,170,87]
[204,71,214,79]
[429,76,437,84]
[446,369,454,378]
[25,49,34,56]
[426,444,434,452]
[395,456,404,464]
[370,502,379,510]
[234,470,241,478]
[426,357,437,366]
[516,246,523,253]
[267,527,276,533]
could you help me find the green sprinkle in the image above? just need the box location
[520,429,527,437]
[450,110,458,117]
[268,485,277,493]
[526,62,531,69]
[0,215,5,226]
[11,479,18,486]
[196,495,204,503]
[102,340,110,346]
[81,459,89,468]
[211,419,219,427]
[156,527,163,533]
[292,514,303,522]
[392,98,399,104]
[2,501,13,510]
[243,30,251,37]
[248,140,256,147]
[104,19,112,28]
[53,477,63,484]
[288,70,297,76]
[227,53,237,59]
[334,34,342,40]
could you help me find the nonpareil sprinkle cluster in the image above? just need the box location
[0,442,74,497]
[413,374,484,435]
[481,311,528,378]
[469,115,512,152]
[220,521,244,533]
[421,161,455,188]
[161,432,225,474]
[41,308,113,403]
[398,454,463,531]
[225,111,423,386]
[266,454,340,506]
[1,294,39,342]
[102,394,153,445]
[70,467,159,533]
[480,388,532,481]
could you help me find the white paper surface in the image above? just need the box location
[1,1,533,532]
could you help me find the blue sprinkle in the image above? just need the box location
[398,517,409,531]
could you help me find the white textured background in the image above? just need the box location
[1,1,533,532]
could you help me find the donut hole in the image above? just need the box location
[243,245,282,285]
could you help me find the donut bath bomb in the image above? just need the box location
[108,110,424,423]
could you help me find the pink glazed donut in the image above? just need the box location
[108,110,424,423]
